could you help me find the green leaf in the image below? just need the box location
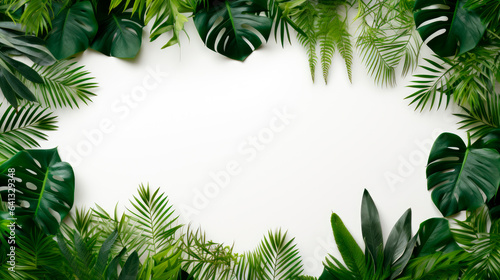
[413,218,461,258]
[118,251,139,280]
[384,209,412,268]
[0,103,57,161]
[361,189,383,263]
[413,0,487,57]
[194,0,273,61]
[46,1,98,60]
[91,11,144,58]
[95,230,118,275]
[329,213,365,277]
[258,229,303,280]
[427,132,500,216]
[0,148,75,235]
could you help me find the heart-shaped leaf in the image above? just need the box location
[46,1,98,60]
[427,132,500,216]
[0,148,75,235]
[91,12,144,58]
[194,0,273,61]
[414,0,487,57]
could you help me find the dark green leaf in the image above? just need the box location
[361,189,383,263]
[118,251,139,280]
[414,218,461,257]
[0,148,75,235]
[91,12,144,58]
[414,0,487,57]
[427,133,500,216]
[46,1,98,60]
[384,209,412,268]
[194,0,272,61]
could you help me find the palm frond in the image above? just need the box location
[456,93,500,139]
[258,229,303,280]
[355,0,421,86]
[398,250,468,280]
[7,0,53,35]
[407,45,500,111]
[0,103,57,160]
[18,60,97,109]
[128,184,182,256]
[93,204,147,258]
[181,228,238,280]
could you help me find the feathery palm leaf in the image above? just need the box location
[129,184,182,255]
[292,0,318,81]
[456,93,500,139]
[18,60,97,109]
[258,229,303,280]
[355,0,421,86]
[0,103,57,161]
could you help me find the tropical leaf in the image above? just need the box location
[426,132,500,216]
[327,213,365,278]
[148,0,190,49]
[413,218,461,257]
[413,0,487,57]
[128,184,182,255]
[317,0,353,84]
[45,1,99,60]
[456,93,500,138]
[356,0,421,86]
[18,60,97,109]
[0,148,75,235]
[267,0,306,46]
[92,0,144,58]
[258,229,303,280]
[291,0,318,81]
[361,189,384,262]
[398,250,467,280]
[0,103,57,161]
[194,0,273,61]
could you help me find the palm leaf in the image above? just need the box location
[18,60,97,109]
[258,229,304,280]
[0,103,57,161]
[128,184,182,255]
[456,93,500,139]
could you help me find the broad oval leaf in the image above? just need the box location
[413,0,487,57]
[194,0,273,61]
[91,12,144,59]
[46,1,98,60]
[361,189,383,263]
[0,148,75,235]
[427,133,500,216]
[413,218,461,257]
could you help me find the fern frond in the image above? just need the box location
[292,0,318,82]
[456,93,500,139]
[258,229,303,280]
[0,103,57,160]
[18,60,97,109]
[128,184,182,255]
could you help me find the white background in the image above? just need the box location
[40,22,465,276]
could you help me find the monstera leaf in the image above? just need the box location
[0,148,75,235]
[414,0,487,57]
[91,12,144,58]
[427,133,500,216]
[413,218,461,257]
[91,0,144,59]
[46,1,98,60]
[194,0,273,61]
